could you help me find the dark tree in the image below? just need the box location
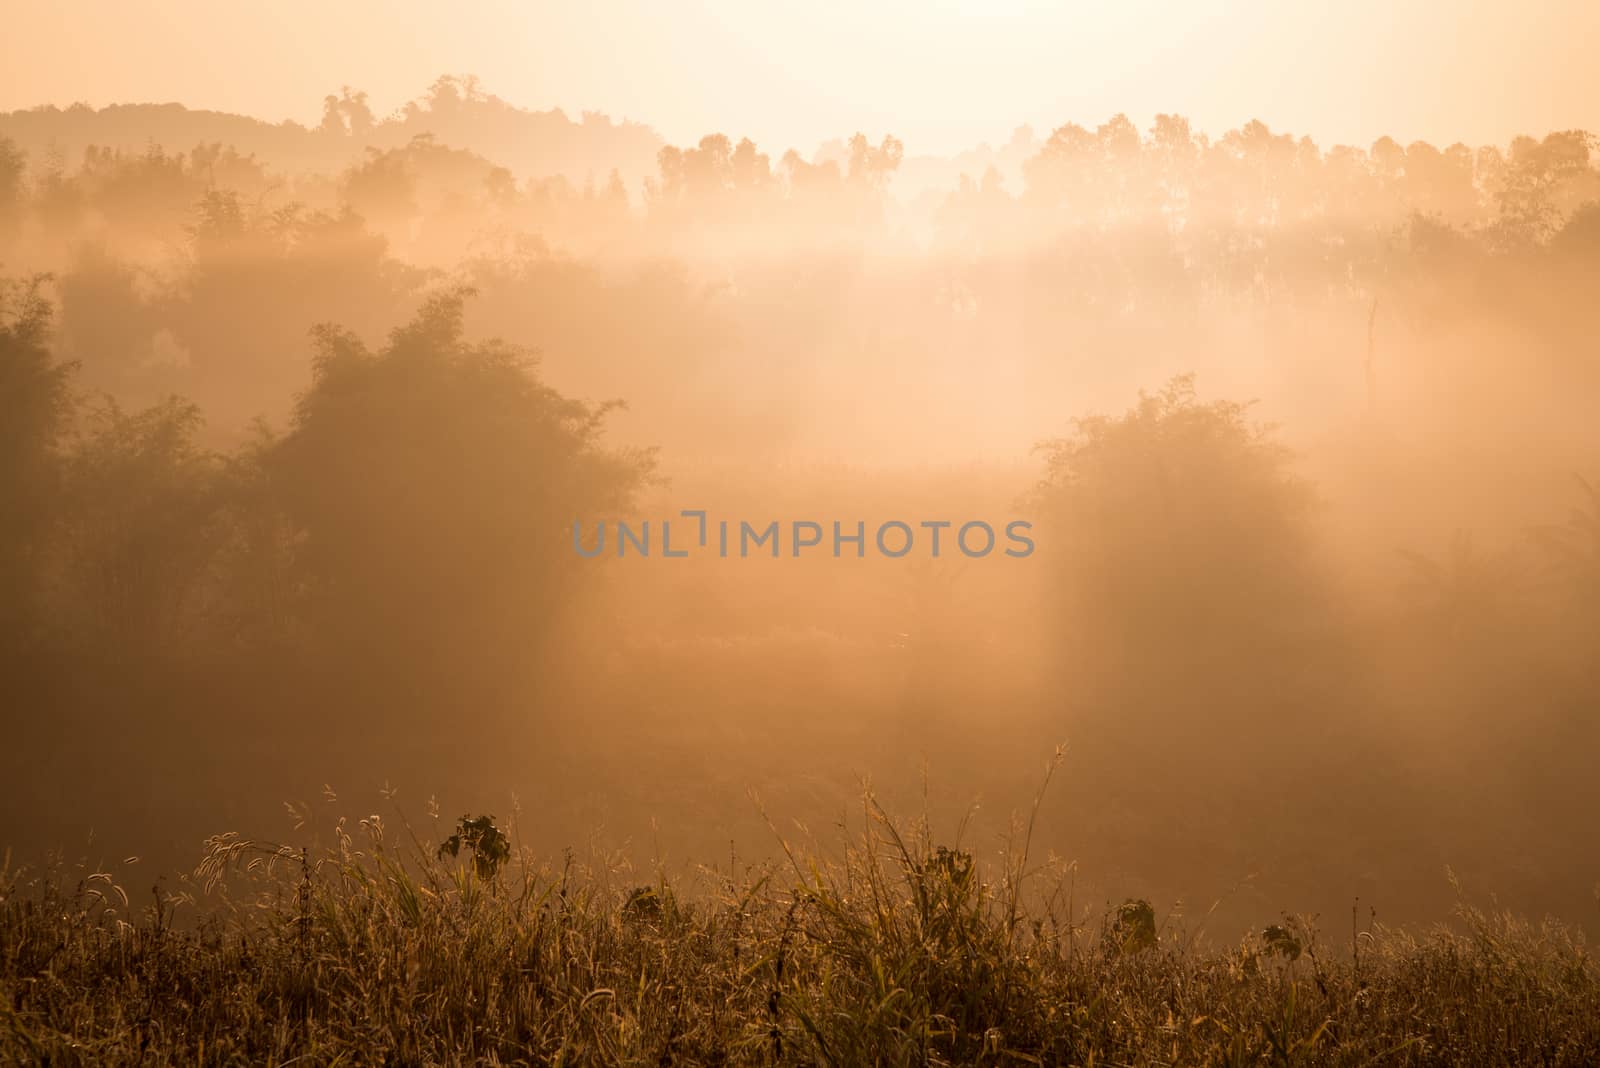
[268,287,653,665]
[0,277,76,643]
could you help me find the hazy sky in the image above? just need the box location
[6,1,1598,156]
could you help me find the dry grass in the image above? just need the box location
[2,766,1597,1066]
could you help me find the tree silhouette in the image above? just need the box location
[60,396,222,650]
[0,276,75,643]
[267,287,653,663]
[0,137,24,239]
[1033,375,1317,650]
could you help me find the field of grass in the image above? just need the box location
[3,765,1597,1067]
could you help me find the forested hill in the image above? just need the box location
[0,75,664,184]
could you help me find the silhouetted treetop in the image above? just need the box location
[268,287,653,654]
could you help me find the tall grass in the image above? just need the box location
[2,772,1597,1065]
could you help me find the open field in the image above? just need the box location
[5,780,1598,1066]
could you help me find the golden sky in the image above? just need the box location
[6,1,1598,154]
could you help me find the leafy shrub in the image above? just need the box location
[436,813,511,880]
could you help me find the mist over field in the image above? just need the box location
[3,48,1600,1061]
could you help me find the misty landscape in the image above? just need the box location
[3,45,1600,1065]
